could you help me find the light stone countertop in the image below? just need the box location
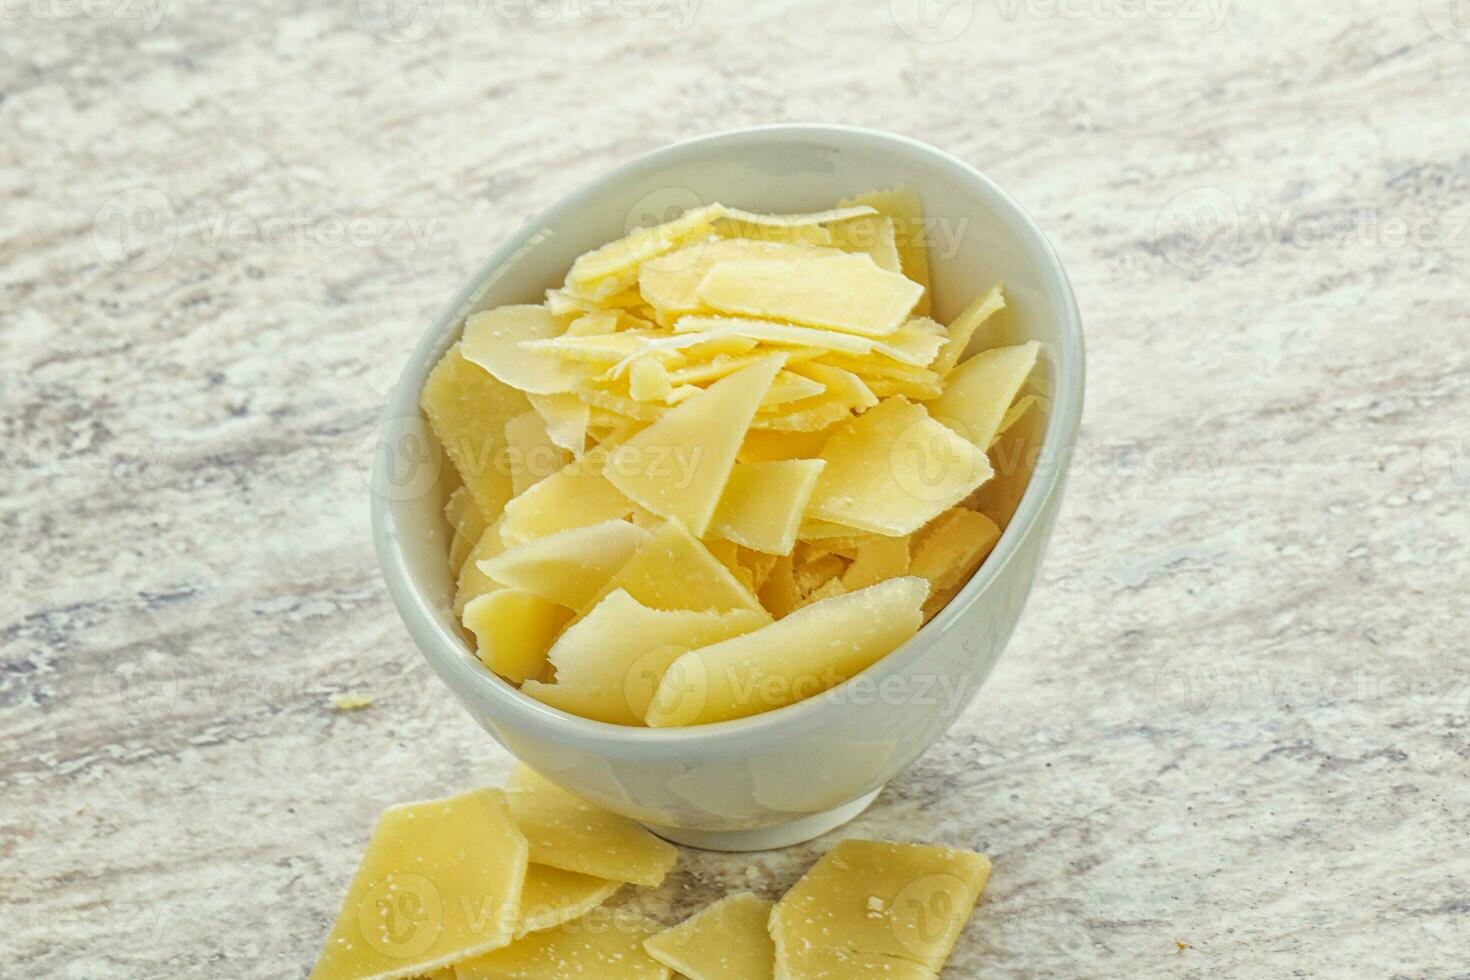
[3,1,1468,977]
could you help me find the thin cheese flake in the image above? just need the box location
[420,345,530,521]
[603,356,783,536]
[581,518,765,618]
[838,186,932,315]
[462,305,589,395]
[498,451,633,546]
[515,864,622,939]
[769,839,991,976]
[932,282,1005,376]
[807,397,994,536]
[567,204,726,299]
[910,507,1002,595]
[482,518,649,610]
[503,410,569,497]
[521,589,769,726]
[642,892,775,980]
[709,459,826,555]
[308,789,527,980]
[646,577,928,727]
[463,589,572,685]
[526,392,590,456]
[696,253,922,338]
[927,341,1041,448]
[502,766,677,886]
[456,908,670,980]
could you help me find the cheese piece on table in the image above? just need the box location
[526,393,590,456]
[503,766,677,886]
[585,518,764,618]
[462,305,588,396]
[455,908,670,980]
[308,789,528,980]
[642,892,775,980]
[646,576,928,727]
[841,534,911,590]
[806,397,993,536]
[482,519,650,611]
[931,283,1005,377]
[604,356,782,537]
[498,451,633,546]
[522,589,768,726]
[566,203,725,300]
[446,487,489,575]
[838,186,932,316]
[709,459,825,555]
[774,945,936,980]
[504,411,570,497]
[455,522,509,617]
[769,839,991,978]
[926,341,1041,449]
[696,253,921,338]
[639,237,841,319]
[463,589,572,685]
[515,864,621,939]
[910,507,1001,594]
[829,214,902,273]
[421,345,530,521]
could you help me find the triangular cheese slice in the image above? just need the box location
[503,410,570,497]
[927,341,1041,449]
[838,185,932,315]
[603,356,782,536]
[462,589,572,684]
[932,283,1005,376]
[307,789,527,980]
[499,450,633,546]
[461,304,587,395]
[696,253,921,338]
[515,864,621,939]
[522,589,769,725]
[526,392,590,456]
[456,908,670,980]
[502,766,677,886]
[583,518,764,618]
[454,521,508,617]
[643,892,775,980]
[566,204,726,299]
[419,345,529,521]
[482,519,650,610]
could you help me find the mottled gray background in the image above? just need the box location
[3,1,1468,977]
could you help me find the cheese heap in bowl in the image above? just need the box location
[421,187,1043,728]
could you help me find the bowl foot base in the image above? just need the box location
[642,787,883,852]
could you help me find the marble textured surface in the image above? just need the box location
[4,1,1468,976]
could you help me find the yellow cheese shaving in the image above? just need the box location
[580,518,765,618]
[639,237,842,318]
[927,341,1041,449]
[455,907,671,980]
[642,892,775,980]
[828,214,903,273]
[503,766,677,886]
[522,589,768,726]
[566,203,726,299]
[910,506,1002,595]
[454,521,508,617]
[307,789,527,980]
[503,411,570,497]
[646,576,928,727]
[709,459,826,555]
[696,253,921,338]
[840,534,912,590]
[806,397,994,536]
[515,864,621,939]
[769,839,991,977]
[932,282,1005,376]
[838,185,932,315]
[498,450,633,546]
[526,393,589,456]
[482,519,650,611]
[463,589,572,685]
[420,345,530,522]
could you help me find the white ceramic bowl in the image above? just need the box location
[371,125,1084,850]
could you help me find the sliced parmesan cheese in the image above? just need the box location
[503,765,677,886]
[446,487,489,575]
[806,397,993,536]
[521,589,768,726]
[462,305,589,395]
[642,892,775,980]
[787,361,878,411]
[498,451,633,546]
[463,589,572,685]
[420,345,529,521]
[646,576,928,727]
[993,393,1043,447]
[307,789,527,980]
[639,237,841,318]
[932,282,1005,376]
[504,411,570,497]
[739,425,842,463]
[927,341,1041,449]
[515,865,621,939]
[838,185,932,315]
[455,521,509,617]
[526,393,590,456]
[456,908,670,980]
[696,253,921,338]
[709,459,825,555]
[604,356,782,537]
[628,357,674,402]
[769,839,991,976]
[567,204,726,299]
[482,519,650,610]
[772,945,935,980]
[828,214,902,273]
[910,507,1001,594]
[583,518,764,618]
[720,204,877,228]
[841,534,911,590]
[759,370,826,409]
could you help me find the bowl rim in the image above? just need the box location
[372,123,1085,749]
